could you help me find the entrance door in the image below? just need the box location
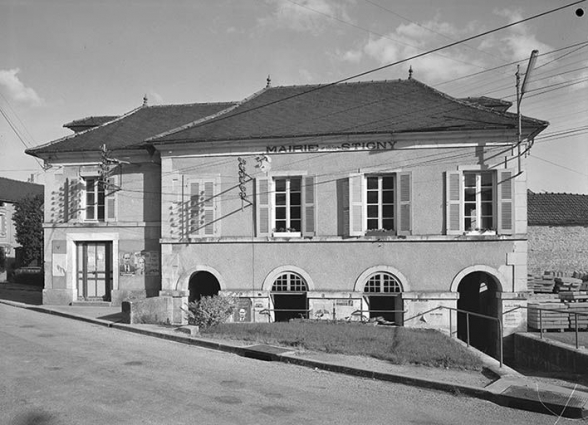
[77,242,112,301]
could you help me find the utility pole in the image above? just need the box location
[516,50,539,174]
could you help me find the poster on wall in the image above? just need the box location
[119,251,160,276]
[232,298,252,323]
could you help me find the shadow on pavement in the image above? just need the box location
[97,312,125,323]
[0,286,42,305]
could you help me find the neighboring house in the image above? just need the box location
[27,78,548,356]
[0,177,44,280]
[527,191,588,276]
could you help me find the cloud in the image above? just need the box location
[494,9,552,61]
[341,17,483,83]
[258,0,352,35]
[0,68,43,106]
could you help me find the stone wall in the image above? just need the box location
[528,225,588,276]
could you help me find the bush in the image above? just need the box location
[11,270,44,287]
[186,295,236,329]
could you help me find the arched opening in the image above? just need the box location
[271,272,308,322]
[363,272,403,324]
[188,271,220,303]
[457,271,500,356]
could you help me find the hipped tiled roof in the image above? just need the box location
[0,177,44,203]
[27,102,235,156]
[149,79,547,144]
[528,191,588,226]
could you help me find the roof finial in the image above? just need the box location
[266,75,271,88]
[143,94,148,107]
[408,66,413,80]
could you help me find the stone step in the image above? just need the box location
[71,301,112,307]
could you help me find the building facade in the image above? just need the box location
[28,79,548,355]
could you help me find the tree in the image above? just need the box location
[13,194,44,267]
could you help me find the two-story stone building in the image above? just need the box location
[27,78,548,355]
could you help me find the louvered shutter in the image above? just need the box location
[105,175,118,222]
[397,172,412,236]
[256,177,271,237]
[189,180,200,235]
[446,171,463,235]
[69,178,83,222]
[348,173,364,236]
[497,169,515,235]
[302,175,316,237]
[203,180,215,236]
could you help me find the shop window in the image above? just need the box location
[446,169,514,235]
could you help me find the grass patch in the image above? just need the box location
[201,321,483,371]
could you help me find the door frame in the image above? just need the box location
[67,233,119,301]
[77,241,113,301]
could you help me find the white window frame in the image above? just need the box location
[83,177,105,222]
[365,174,396,232]
[272,176,303,236]
[463,171,496,234]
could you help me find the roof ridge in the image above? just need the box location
[145,87,270,142]
[144,101,237,108]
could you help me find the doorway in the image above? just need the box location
[76,242,112,301]
[457,271,500,356]
[271,272,308,322]
[188,271,220,303]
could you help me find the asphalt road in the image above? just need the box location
[0,304,579,425]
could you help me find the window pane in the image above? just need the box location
[290,207,301,219]
[275,220,286,230]
[464,173,476,187]
[367,191,378,204]
[86,207,95,220]
[382,190,395,204]
[367,219,379,230]
[382,218,394,230]
[275,179,286,192]
[367,177,378,189]
[382,176,394,189]
[276,193,286,205]
[290,193,301,206]
[275,207,286,219]
[98,205,105,220]
[464,188,476,202]
[481,172,493,186]
[481,217,494,229]
[481,188,493,201]
[481,202,493,216]
[382,205,394,218]
[290,178,301,192]
[367,205,378,218]
[465,217,473,231]
[290,220,301,231]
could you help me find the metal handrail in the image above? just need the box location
[503,305,588,350]
[405,305,504,367]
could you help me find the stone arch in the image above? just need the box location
[261,265,315,292]
[175,265,226,293]
[450,265,505,294]
[354,265,410,293]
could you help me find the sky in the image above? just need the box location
[1,0,587,194]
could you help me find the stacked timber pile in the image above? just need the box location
[528,302,569,331]
[565,302,588,330]
[554,276,583,293]
[527,274,555,293]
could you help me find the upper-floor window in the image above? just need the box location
[274,177,302,233]
[0,212,6,237]
[84,177,105,221]
[366,175,395,231]
[446,169,514,235]
[343,172,411,237]
[256,175,316,237]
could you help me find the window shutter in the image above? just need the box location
[189,180,200,235]
[497,169,515,235]
[397,172,412,236]
[256,177,271,237]
[105,175,118,222]
[69,178,83,222]
[203,180,215,236]
[446,171,463,235]
[302,175,316,237]
[349,173,364,236]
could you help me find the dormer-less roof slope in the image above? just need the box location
[148,79,548,145]
[0,177,44,203]
[26,102,236,157]
[528,191,588,226]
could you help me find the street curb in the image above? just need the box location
[2,300,586,418]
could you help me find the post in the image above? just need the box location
[540,309,543,339]
[575,313,579,349]
[466,313,470,347]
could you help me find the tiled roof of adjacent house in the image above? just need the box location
[528,191,588,226]
[149,78,548,144]
[26,102,236,156]
[0,177,44,203]
[63,116,119,132]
